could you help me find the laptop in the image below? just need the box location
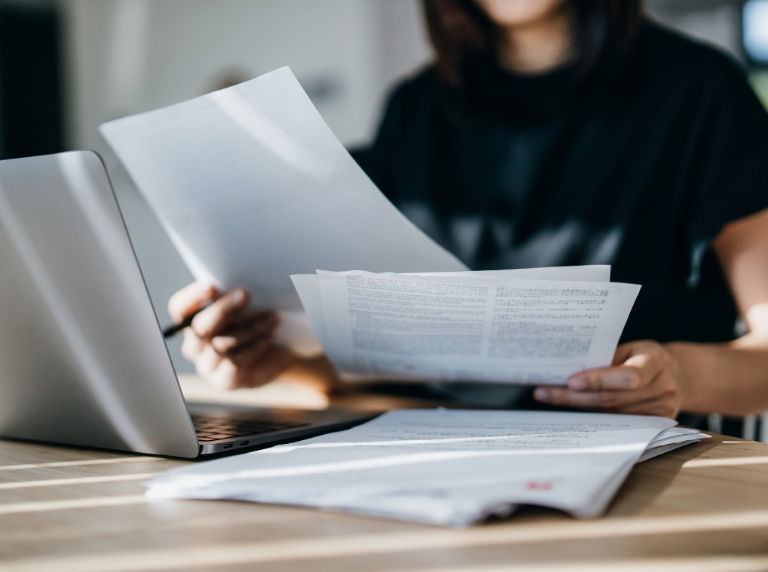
[0,151,375,458]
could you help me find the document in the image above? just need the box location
[100,67,466,351]
[636,427,710,463]
[146,410,708,527]
[292,268,640,385]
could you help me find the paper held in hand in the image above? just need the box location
[292,266,640,386]
[146,409,709,527]
[99,66,467,354]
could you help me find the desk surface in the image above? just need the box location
[2,383,768,571]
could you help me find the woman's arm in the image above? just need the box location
[670,206,768,415]
[533,207,768,417]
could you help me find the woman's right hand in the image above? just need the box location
[167,282,296,390]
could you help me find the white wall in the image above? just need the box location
[646,0,744,60]
[63,0,431,151]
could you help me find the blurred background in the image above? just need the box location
[2,0,768,373]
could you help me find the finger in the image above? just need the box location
[534,383,660,410]
[168,282,219,322]
[622,347,668,381]
[210,339,278,390]
[206,358,239,391]
[611,342,636,366]
[227,310,280,335]
[191,288,250,339]
[211,316,278,355]
[534,387,616,409]
[231,344,296,389]
[181,329,205,361]
[569,344,667,392]
[567,367,642,392]
[616,398,678,418]
[195,343,223,380]
[228,336,272,367]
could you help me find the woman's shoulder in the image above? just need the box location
[356,67,442,185]
[638,20,750,91]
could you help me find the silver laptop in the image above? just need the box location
[0,151,374,458]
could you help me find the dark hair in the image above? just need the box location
[422,0,644,85]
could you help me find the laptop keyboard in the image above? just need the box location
[191,415,310,442]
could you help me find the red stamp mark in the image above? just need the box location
[525,480,554,490]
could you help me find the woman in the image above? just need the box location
[169,0,768,419]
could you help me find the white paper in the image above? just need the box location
[292,265,612,360]
[638,427,710,463]
[415,265,611,282]
[293,269,640,385]
[146,409,686,527]
[100,67,466,352]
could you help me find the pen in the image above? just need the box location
[162,306,206,338]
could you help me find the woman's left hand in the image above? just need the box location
[533,341,685,418]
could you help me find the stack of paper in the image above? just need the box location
[146,410,708,527]
[292,267,640,385]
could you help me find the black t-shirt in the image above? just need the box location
[355,21,768,346]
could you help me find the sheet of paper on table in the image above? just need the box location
[146,409,708,527]
[292,267,640,385]
[100,67,466,353]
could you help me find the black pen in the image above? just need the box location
[162,306,207,338]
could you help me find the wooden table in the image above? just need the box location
[2,381,768,571]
